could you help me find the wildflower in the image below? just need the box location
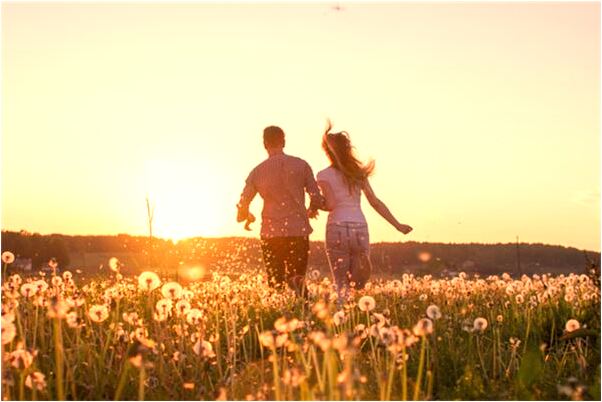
[413,318,434,336]
[186,309,203,325]
[175,300,191,316]
[333,310,346,326]
[274,317,289,332]
[33,280,49,294]
[312,301,329,320]
[25,372,47,391]
[2,251,15,264]
[51,276,63,287]
[473,317,488,332]
[565,319,580,332]
[372,312,388,328]
[155,298,173,315]
[7,342,36,369]
[161,282,183,300]
[62,271,73,281]
[426,305,442,320]
[20,283,37,298]
[1,316,16,345]
[309,269,321,281]
[515,294,524,304]
[123,312,140,326]
[496,314,504,323]
[183,383,195,390]
[66,311,82,329]
[309,331,332,351]
[358,295,376,312]
[153,311,168,322]
[88,304,109,323]
[108,257,120,273]
[193,339,216,358]
[285,367,308,388]
[138,271,161,291]
[47,298,70,319]
[259,331,275,348]
[509,337,521,350]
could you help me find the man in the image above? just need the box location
[237,126,324,296]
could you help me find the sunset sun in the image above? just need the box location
[143,159,227,240]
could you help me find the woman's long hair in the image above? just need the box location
[322,120,375,192]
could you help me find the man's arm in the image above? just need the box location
[304,163,326,214]
[237,171,257,222]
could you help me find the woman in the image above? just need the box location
[316,121,412,302]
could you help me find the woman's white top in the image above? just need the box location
[316,166,367,224]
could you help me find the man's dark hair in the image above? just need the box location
[263,126,285,148]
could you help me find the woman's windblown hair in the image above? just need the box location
[322,120,375,192]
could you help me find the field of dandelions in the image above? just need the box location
[1,250,600,401]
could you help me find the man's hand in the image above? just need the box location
[236,203,248,223]
[307,208,319,219]
[396,223,413,235]
[244,213,256,231]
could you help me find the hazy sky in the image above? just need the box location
[2,2,600,251]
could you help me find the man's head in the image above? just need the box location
[263,126,285,152]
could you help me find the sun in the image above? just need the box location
[143,159,227,241]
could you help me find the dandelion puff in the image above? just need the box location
[185,309,203,325]
[88,304,109,323]
[20,283,37,298]
[473,317,488,332]
[66,311,82,329]
[155,298,173,315]
[565,319,580,332]
[426,305,442,320]
[358,295,376,312]
[333,310,346,326]
[175,300,191,316]
[108,257,120,273]
[193,340,216,358]
[308,269,321,281]
[138,271,161,291]
[413,318,434,336]
[2,251,15,264]
[161,282,183,300]
[47,299,70,319]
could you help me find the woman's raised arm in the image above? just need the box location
[362,179,413,234]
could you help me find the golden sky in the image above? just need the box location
[1,2,600,251]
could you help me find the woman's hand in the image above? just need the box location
[396,223,413,235]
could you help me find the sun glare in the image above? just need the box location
[143,159,226,241]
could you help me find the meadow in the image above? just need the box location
[1,252,600,401]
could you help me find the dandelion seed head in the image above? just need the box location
[473,317,488,332]
[358,295,376,312]
[565,319,580,332]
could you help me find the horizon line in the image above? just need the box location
[1,228,599,253]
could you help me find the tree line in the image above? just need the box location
[1,230,599,276]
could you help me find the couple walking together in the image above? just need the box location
[236,123,412,301]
